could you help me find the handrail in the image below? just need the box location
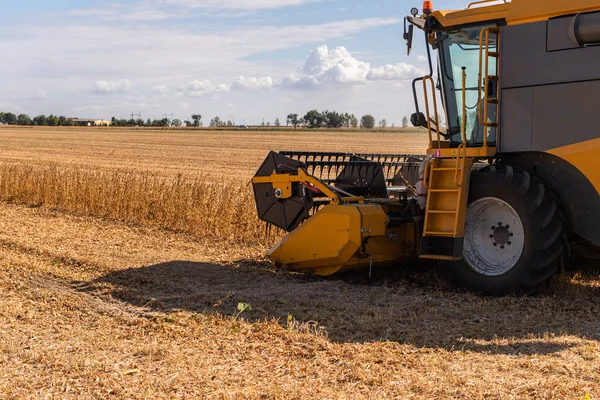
[461,68,468,146]
[421,76,441,149]
[468,0,507,9]
[423,158,432,190]
[455,68,468,187]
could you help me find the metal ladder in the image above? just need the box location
[420,154,473,261]
[479,27,500,148]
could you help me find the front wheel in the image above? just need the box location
[451,165,566,296]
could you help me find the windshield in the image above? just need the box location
[439,25,497,146]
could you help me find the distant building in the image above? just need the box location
[72,118,111,127]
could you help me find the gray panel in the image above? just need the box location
[547,16,578,51]
[501,21,600,89]
[499,87,533,153]
[532,80,600,151]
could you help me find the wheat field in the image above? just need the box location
[0,126,598,399]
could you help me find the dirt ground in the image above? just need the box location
[0,127,599,399]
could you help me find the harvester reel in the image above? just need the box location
[334,156,388,198]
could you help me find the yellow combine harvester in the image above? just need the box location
[252,0,600,295]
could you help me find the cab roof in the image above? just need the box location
[432,0,600,28]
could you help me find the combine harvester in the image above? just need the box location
[252,0,600,295]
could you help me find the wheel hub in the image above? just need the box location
[463,198,525,277]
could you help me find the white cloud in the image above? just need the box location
[186,80,230,96]
[281,45,423,89]
[152,85,168,94]
[91,79,132,94]
[231,76,273,91]
[366,63,422,81]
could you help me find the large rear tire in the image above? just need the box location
[451,165,566,296]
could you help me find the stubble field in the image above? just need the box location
[0,126,598,399]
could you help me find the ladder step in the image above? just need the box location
[488,51,499,58]
[427,210,457,214]
[487,76,499,81]
[484,123,499,128]
[432,167,457,171]
[487,98,498,104]
[424,231,456,237]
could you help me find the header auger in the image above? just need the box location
[253,0,600,295]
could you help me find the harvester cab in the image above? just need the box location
[252,0,600,295]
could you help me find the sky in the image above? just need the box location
[0,0,468,125]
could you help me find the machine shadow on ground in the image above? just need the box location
[75,259,600,355]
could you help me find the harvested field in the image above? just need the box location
[0,126,598,399]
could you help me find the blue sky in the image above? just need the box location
[0,0,469,124]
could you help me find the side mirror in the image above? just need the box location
[411,112,427,128]
[403,18,414,56]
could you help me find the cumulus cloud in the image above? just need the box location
[91,79,132,94]
[182,45,423,97]
[152,85,168,94]
[281,45,422,89]
[231,76,273,91]
[186,80,230,96]
[366,63,422,81]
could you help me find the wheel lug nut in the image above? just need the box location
[507,241,512,246]
[491,226,496,230]
[493,243,498,247]
[506,225,510,229]
[500,245,505,250]
[498,222,502,226]
[510,233,514,237]
[489,234,494,239]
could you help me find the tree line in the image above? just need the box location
[1,110,411,129]
[0,112,78,126]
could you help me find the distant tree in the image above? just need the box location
[360,114,376,129]
[172,119,182,127]
[402,116,409,128]
[266,121,271,127]
[191,114,202,127]
[323,110,345,128]
[274,118,281,127]
[0,112,5,124]
[210,116,222,127]
[287,113,300,129]
[145,119,152,127]
[184,120,192,127]
[380,119,387,129]
[350,115,359,128]
[227,120,234,127]
[3,112,17,125]
[135,119,145,127]
[33,115,47,126]
[17,114,32,125]
[303,110,325,129]
[47,114,59,127]
[58,115,68,126]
